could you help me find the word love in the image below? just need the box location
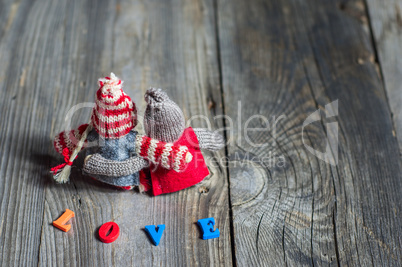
[53,209,220,245]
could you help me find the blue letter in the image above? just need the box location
[144,225,165,246]
[197,217,220,240]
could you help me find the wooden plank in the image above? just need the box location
[365,0,402,155]
[0,0,232,265]
[0,0,53,265]
[218,0,402,265]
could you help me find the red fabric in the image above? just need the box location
[139,169,152,192]
[119,186,134,190]
[149,127,209,196]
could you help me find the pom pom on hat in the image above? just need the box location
[144,87,170,105]
[98,72,123,95]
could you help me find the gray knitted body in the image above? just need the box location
[83,129,140,186]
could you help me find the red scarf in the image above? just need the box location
[147,127,209,196]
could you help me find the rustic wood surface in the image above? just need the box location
[0,0,400,266]
[218,0,402,266]
[366,0,402,155]
[0,0,231,266]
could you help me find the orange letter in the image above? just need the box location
[53,209,75,232]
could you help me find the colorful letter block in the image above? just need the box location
[53,209,75,232]
[53,210,223,245]
[98,222,120,243]
[144,224,165,246]
[197,217,220,240]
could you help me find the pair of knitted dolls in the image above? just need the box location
[52,73,224,196]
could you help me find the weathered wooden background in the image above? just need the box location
[0,0,401,266]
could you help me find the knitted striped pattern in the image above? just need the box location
[136,135,189,172]
[91,73,137,139]
[54,124,89,156]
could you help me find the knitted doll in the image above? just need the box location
[83,88,225,195]
[52,73,140,188]
[52,74,191,189]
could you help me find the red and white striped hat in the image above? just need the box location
[91,73,137,139]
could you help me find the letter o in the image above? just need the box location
[98,222,120,243]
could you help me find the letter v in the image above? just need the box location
[144,225,165,246]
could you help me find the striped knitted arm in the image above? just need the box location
[53,124,89,156]
[136,135,192,172]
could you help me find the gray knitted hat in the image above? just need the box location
[144,88,185,143]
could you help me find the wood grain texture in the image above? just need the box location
[1,0,402,265]
[0,0,231,266]
[365,0,402,155]
[218,0,402,266]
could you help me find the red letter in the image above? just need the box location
[98,222,120,243]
